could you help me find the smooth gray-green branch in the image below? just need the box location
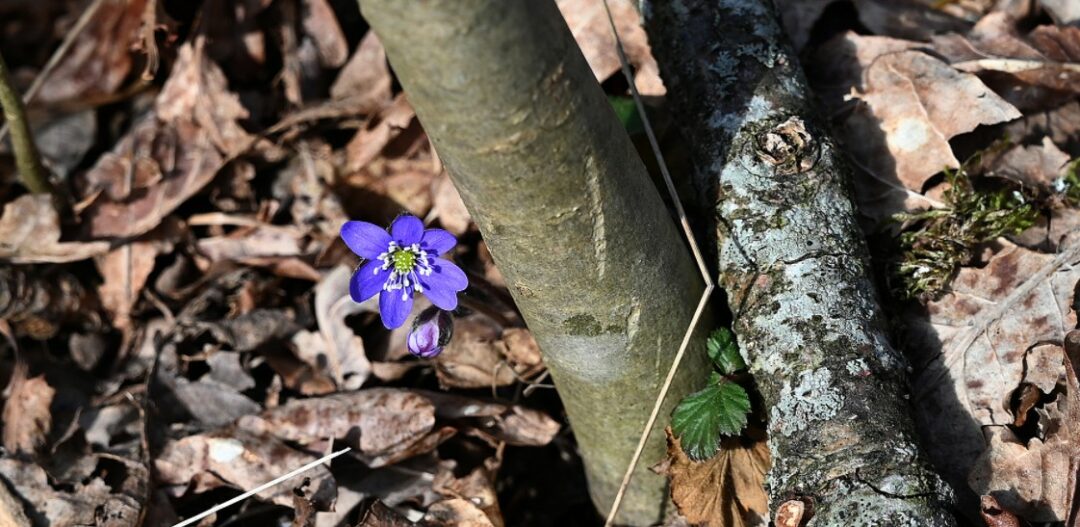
[359,0,710,523]
[0,52,52,197]
[644,0,957,524]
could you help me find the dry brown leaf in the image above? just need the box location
[424,498,496,527]
[355,500,420,527]
[830,33,1020,197]
[968,425,1073,521]
[933,18,1080,109]
[81,38,252,239]
[300,0,348,68]
[431,171,472,236]
[0,457,146,527]
[35,0,149,105]
[0,194,110,263]
[987,137,1071,192]
[435,316,517,389]
[197,224,311,262]
[154,332,262,427]
[980,495,1022,527]
[155,428,336,508]
[433,463,503,527]
[555,0,664,96]
[1041,0,1080,24]
[95,218,181,332]
[238,388,436,457]
[500,328,544,377]
[299,265,375,390]
[1,362,54,455]
[908,239,1080,511]
[776,0,972,52]
[970,329,1080,523]
[0,479,31,527]
[345,95,417,172]
[314,457,441,527]
[662,428,770,527]
[330,31,392,111]
[423,391,560,447]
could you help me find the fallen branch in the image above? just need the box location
[643,0,956,524]
[359,0,712,523]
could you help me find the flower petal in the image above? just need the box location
[391,215,424,245]
[379,287,414,329]
[420,229,457,256]
[350,260,388,303]
[430,258,469,291]
[340,221,391,259]
[419,259,468,310]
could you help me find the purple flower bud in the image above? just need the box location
[407,306,454,358]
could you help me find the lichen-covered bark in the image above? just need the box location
[359,1,710,523]
[643,0,957,524]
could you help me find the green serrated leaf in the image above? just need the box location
[670,380,751,460]
[706,328,745,375]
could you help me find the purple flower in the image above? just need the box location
[407,306,454,358]
[340,215,468,329]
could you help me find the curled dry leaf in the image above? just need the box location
[238,388,436,457]
[423,498,496,527]
[356,500,420,527]
[980,495,1022,527]
[195,221,321,281]
[154,334,261,427]
[969,329,1080,523]
[155,428,336,508]
[303,265,374,390]
[500,328,544,377]
[81,38,252,239]
[0,457,146,527]
[1,361,54,455]
[0,194,110,263]
[933,17,1080,110]
[345,95,416,173]
[986,137,1071,192]
[95,218,182,333]
[299,0,348,68]
[776,0,972,52]
[1041,0,1080,24]
[34,0,149,105]
[433,463,503,527]
[431,171,472,236]
[423,391,560,447]
[0,479,30,527]
[908,239,1080,513]
[555,0,665,96]
[330,31,392,111]
[823,33,1020,209]
[435,316,517,390]
[662,428,770,527]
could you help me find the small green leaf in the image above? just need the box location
[706,328,745,375]
[671,379,751,460]
[608,96,644,135]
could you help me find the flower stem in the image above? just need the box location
[0,52,53,197]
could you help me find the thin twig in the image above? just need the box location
[0,52,52,196]
[600,0,715,524]
[170,447,352,527]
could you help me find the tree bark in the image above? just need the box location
[359,1,710,523]
[643,0,957,524]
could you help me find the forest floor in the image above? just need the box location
[0,0,1078,526]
